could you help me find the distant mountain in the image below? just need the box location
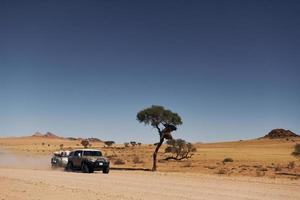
[31,131,61,139]
[263,129,299,139]
[32,132,44,137]
[44,132,60,138]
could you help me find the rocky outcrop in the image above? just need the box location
[263,129,299,139]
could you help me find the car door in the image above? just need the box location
[73,150,83,168]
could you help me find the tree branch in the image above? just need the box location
[155,124,162,134]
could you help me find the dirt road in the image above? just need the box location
[0,168,299,200]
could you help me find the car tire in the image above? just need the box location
[66,162,73,172]
[89,168,94,173]
[103,166,110,174]
[81,163,90,173]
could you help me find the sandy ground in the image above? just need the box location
[1,136,300,178]
[0,168,300,200]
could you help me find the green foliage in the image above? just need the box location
[136,105,182,127]
[164,139,197,160]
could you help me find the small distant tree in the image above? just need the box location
[104,141,115,147]
[81,139,89,148]
[124,142,130,147]
[292,144,300,156]
[137,105,182,171]
[130,141,137,146]
[137,142,142,146]
[164,139,196,160]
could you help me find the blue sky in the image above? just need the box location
[0,0,299,143]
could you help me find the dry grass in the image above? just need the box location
[1,136,300,178]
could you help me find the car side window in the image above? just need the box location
[74,151,82,157]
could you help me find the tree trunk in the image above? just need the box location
[152,137,164,171]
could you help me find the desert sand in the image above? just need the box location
[0,136,300,177]
[0,136,300,200]
[0,168,300,200]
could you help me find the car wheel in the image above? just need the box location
[89,168,94,173]
[66,162,73,172]
[103,166,110,174]
[81,163,89,173]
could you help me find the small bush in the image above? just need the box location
[164,139,197,160]
[256,171,265,177]
[124,142,130,147]
[42,142,45,146]
[132,156,143,164]
[114,158,125,165]
[217,169,227,174]
[130,141,137,146]
[288,161,295,169]
[183,161,192,167]
[292,144,300,156]
[104,141,115,147]
[275,165,282,171]
[223,158,234,163]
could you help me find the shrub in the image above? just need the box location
[164,139,197,160]
[130,141,137,146]
[292,144,300,156]
[132,156,143,164]
[114,158,125,165]
[275,165,282,171]
[217,169,227,174]
[81,140,89,148]
[124,142,130,147]
[104,141,115,147]
[256,171,265,177]
[59,144,64,150]
[223,158,234,163]
[288,161,295,169]
[183,161,192,167]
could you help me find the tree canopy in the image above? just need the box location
[136,105,182,128]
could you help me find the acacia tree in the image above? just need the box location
[137,105,182,171]
[81,139,89,148]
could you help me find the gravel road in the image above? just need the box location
[0,168,299,200]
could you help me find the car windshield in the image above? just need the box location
[83,151,102,156]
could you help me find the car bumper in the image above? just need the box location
[87,161,109,171]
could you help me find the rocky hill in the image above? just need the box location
[263,129,299,139]
[32,132,61,139]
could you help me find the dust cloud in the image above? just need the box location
[0,149,51,170]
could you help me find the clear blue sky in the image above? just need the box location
[0,0,299,143]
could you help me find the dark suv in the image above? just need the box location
[66,149,110,173]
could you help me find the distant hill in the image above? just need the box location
[32,132,44,137]
[32,132,61,139]
[263,129,299,139]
